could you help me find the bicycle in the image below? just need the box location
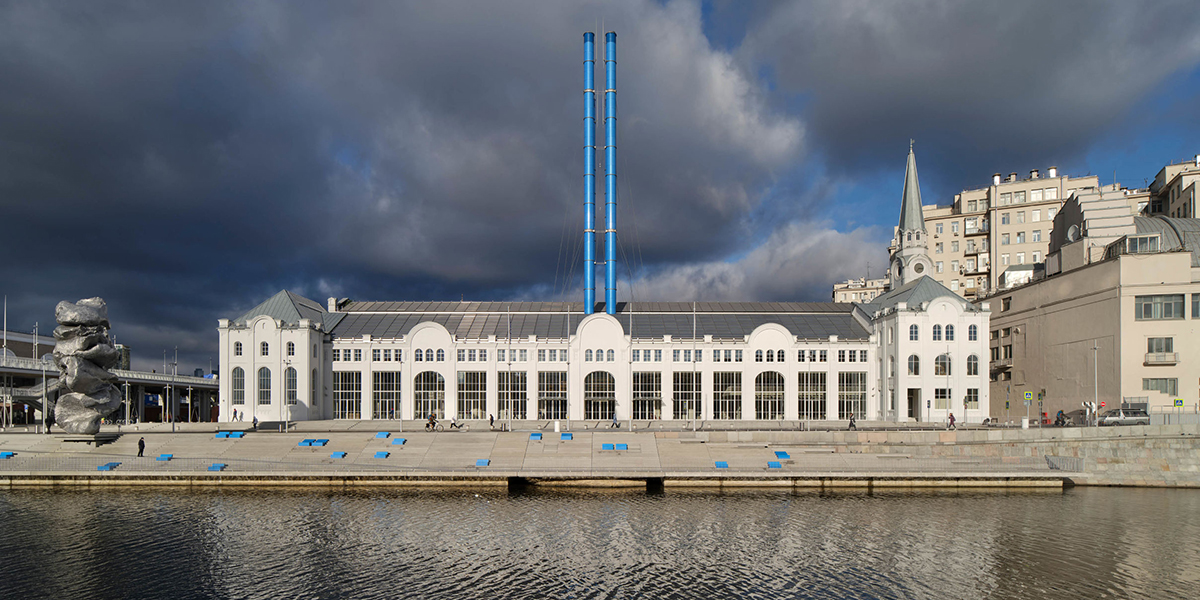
[424,420,470,432]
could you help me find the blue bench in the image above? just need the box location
[208,463,226,472]
[561,433,573,441]
[0,451,15,459]
[215,432,229,439]
[475,459,490,467]
[767,461,782,469]
[616,443,628,451]
[222,432,245,439]
[530,433,542,441]
[298,439,316,447]
[97,462,121,471]
[714,461,729,469]
[156,454,173,462]
[331,452,347,459]
[375,432,391,439]
[391,438,407,446]
[601,443,615,451]
[774,451,791,459]
[374,451,389,459]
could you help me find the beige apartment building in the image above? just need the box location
[980,190,1200,424]
[832,277,889,303]
[923,168,1101,300]
[1145,156,1200,218]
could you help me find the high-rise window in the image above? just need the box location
[798,372,826,420]
[257,367,271,405]
[498,371,528,420]
[231,367,245,405]
[1135,295,1184,320]
[333,371,362,419]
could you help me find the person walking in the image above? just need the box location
[252,415,258,431]
[610,413,620,429]
[137,437,145,457]
[489,414,494,430]
[848,414,857,431]
[948,413,957,430]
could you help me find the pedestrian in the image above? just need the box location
[252,415,258,431]
[948,413,957,429]
[848,414,857,430]
[489,414,494,429]
[137,437,145,457]
[232,408,237,422]
[611,414,620,429]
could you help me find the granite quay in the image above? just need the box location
[2,420,1196,489]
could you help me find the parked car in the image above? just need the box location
[1098,409,1150,426]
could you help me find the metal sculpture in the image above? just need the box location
[52,298,122,434]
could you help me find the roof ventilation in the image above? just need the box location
[1048,166,1058,178]
[1009,172,1018,183]
[1030,169,1040,179]
[993,173,1001,185]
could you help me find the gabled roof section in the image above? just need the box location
[235,290,327,325]
[862,276,978,313]
[898,142,926,232]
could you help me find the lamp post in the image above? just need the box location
[1092,340,1099,427]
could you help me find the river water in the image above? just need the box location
[1,486,1196,599]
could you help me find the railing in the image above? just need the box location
[2,355,216,387]
[1144,352,1178,365]
[965,226,989,236]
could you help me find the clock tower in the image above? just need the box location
[889,141,932,288]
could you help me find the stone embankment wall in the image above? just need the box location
[670,423,1200,488]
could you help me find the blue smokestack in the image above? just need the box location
[603,31,617,315]
[583,32,596,314]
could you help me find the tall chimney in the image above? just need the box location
[603,31,618,315]
[583,33,596,314]
[1048,166,1057,178]
[992,173,1001,186]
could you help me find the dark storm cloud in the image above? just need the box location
[2,1,1198,372]
[737,0,1200,191]
[0,1,801,370]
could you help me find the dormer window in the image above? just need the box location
[1127,235,1159,254]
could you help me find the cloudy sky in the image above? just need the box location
[2,0,1199,372]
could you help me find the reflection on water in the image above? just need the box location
[1,486,1197,599]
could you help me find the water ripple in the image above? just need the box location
[1,487,1199,599]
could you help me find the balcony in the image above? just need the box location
[965,225,989,237]
[990,357,1012,370]
[1145,352,1179,365]
[964,244,989,256]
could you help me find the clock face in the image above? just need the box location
[913,262,925,274]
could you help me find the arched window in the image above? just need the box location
[584,371,616,420]
[755,371,785,420]
[908,355,919,376]
[258,367,271,404]
[967,355,979,376]
[585,349,593,362]
[889,356,896,377]
[932,325,942,341]
[968,325,978,341]
[261,341,269,356]
[231,367,245,405]
[286,342,295,356]
[414,349,423,362]
[776,350,785,362]
[934,354,951,376]
[594,349,603,362]
[909,325,919,341]
[606,350,614,362]
[755,350,764,362]
[285,367,297,405]
[436,349,445,362]
[946,325,955,341]
[906,232,912,242]
[414,371,446,419]
[234,342,243,356]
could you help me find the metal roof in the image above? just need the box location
[329,302,868,341]
[1134,216,1200,267]
[897,144,926,232]
[861,275,977,313]
[234,290,328,325]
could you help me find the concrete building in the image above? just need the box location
[980,190,1200,423]
[922,167,1100,299]
[866,144,991,424]
[832,277,889,303]
[1145,155,1200,218]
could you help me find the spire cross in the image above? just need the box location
[909,138,914,151]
